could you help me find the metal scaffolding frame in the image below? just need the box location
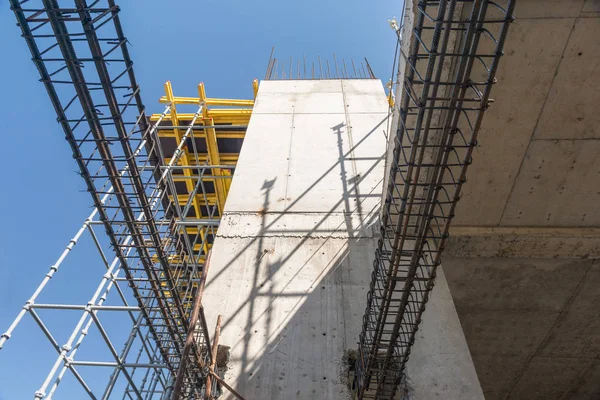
[2,1,251,398]
[355,0,515,398]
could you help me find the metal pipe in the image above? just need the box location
[208,371,246,400]
[29,304,144,311]
[171,252,212,399]
[204,314,222,398]
[69,361,168,368]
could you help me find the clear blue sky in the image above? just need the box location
[0,0,398,398]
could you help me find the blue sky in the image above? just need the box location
[0,0,398,398]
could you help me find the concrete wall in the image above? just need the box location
[202,80,483,399]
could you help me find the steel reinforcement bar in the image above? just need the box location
[355,1,515,398]
[8,0,212,398]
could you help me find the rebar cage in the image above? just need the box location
[2,1,251,398]
[355,1,515,398]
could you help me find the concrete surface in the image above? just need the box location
[202,80,483,399]
[443,257,600,400]
[452,0,600,227]
[448,2,600,398]
[390,1,600,398]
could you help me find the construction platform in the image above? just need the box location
[202,79,483,399]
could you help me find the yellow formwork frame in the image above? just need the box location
[152,80,255,259]
[164,81,209,256]
[198,82,227,214]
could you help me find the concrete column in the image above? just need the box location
[202,79,482,399]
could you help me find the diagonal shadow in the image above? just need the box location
[331,121,366,238]
[238,178,277,383]
[215,140,385,335]
[203,111,389,398]
[204,114,389,293]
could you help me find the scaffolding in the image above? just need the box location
[2,0,519,398]
[2,0,252,398]
[355,0,515,398]
[151,80,255,254]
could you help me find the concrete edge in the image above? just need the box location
[447,226,600,258]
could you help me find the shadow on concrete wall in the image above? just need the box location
[203,115,389,398]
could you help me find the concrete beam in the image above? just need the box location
[452,1,600,228]
[447,226,600,259]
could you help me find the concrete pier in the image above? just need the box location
[202,80,483,399]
